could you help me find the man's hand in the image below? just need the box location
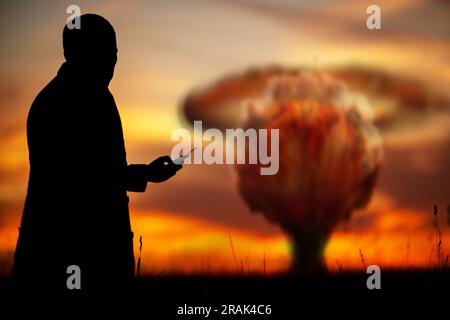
[146,155,182,183]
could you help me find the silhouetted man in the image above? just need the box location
[13,14,181,291]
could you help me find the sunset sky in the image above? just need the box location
[0,0,449,275]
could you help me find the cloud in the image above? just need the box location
[378,142,450,212]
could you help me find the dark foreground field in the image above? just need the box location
[1,270,449,316]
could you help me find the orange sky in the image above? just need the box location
[0,0,449,276]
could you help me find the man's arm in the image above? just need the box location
[125,164,148,192]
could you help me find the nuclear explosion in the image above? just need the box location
[183,69,383,273]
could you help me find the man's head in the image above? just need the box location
[63,14,117,86]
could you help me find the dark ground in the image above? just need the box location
[1,270,448,317]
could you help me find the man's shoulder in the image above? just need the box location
[27,75,78,127]
[31,76,64,108]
